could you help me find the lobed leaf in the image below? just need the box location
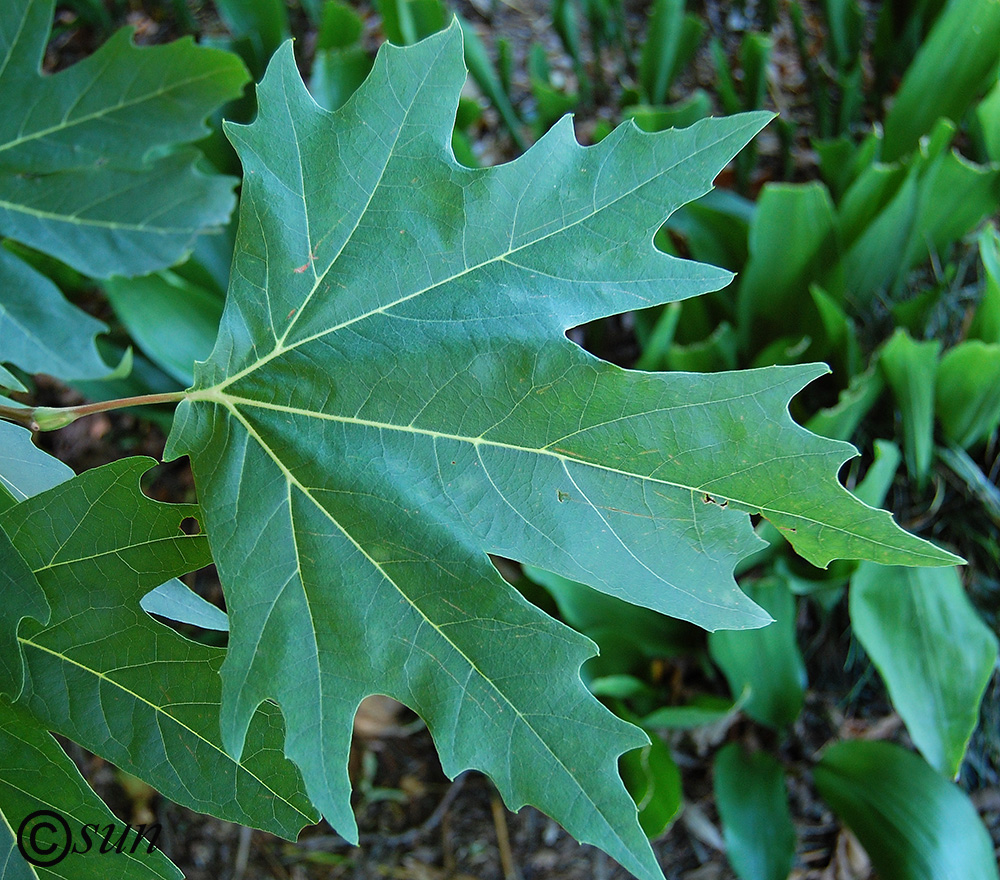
[0,698,181,880]
[163,25,959,876]
[0,248,112,382]
[0,458,318,839]
[0,0,248,278]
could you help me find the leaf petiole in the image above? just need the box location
[0,391,187,432]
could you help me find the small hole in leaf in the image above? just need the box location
[180,516,201,535]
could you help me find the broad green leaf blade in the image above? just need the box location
[850,563,999,777]
[814,740,999,880]
[0,419,212,641]
[736,182,842,358]
[0,249,111,381]
[709,577,806,728]
[0,527,48,701]
[935,340,1000,448]
[0,459,318,839]
[641,695,738,730]
[0,0,249,278]
[0,698,182,880]
[169,416,660,877]
[0,422,73,504]
[714,744,795,880]
[166,26,956,877]
[103,271,223,386]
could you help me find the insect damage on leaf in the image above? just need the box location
[164,21,958,880]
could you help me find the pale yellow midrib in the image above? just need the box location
[0,68,226,157]
[0,197,199,232]
[189,389,939,561]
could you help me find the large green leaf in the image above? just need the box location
[0,0,247,385]
[0,248,113,381]
[103,271,224,387]
[0,698,181,880]
[850,562,998,777]
[935,340,1000,448]
[714,744,795,880]
[736,182,843,359]
[0,421,73,505]
[0,0,247,278]
[0,419,218,638]
[164,26,957,878]
[814,740,999,880]
[0,458,318,839]
[709,577,806,728]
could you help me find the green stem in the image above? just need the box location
[0,391,187,432]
